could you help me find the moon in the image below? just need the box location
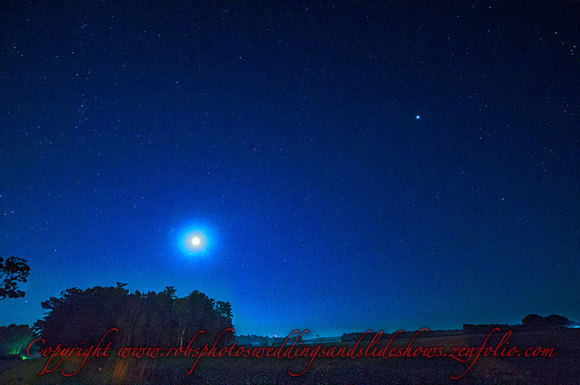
[176,224,219,258]
[180,230,208,255]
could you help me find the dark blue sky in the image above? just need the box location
[1,2,578,337]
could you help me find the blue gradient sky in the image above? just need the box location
[1,1,578,337]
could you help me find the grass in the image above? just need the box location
[2,329,578,384]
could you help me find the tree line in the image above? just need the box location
[1,257,235,361]
[462,314,573,334]
[33,283,234,349]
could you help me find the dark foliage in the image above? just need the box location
[522,314,570,328]
[0,324,34,357]
[33,283,234,349]
[522,314,548,327]
[545,314,570,327]
[462,314,572,334]
[0,257,30,301]
[462,323,513,334]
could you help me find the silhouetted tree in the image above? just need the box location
[522,314,548,327]
[546,314,570,327]
[34,284,234,349]
[0,324,34,357]
[215,300,233,319]
[34,286,128,346]
[0,257,30,301]
[522,314,572,329]
[162,285,177,298]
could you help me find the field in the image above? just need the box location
[1,328,578,384]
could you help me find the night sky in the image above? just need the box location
[1,2,578,338]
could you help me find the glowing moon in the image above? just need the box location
[176,224,219,258]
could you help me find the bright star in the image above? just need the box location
[416,115,421,119]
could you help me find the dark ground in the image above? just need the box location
[1,329,579,384]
